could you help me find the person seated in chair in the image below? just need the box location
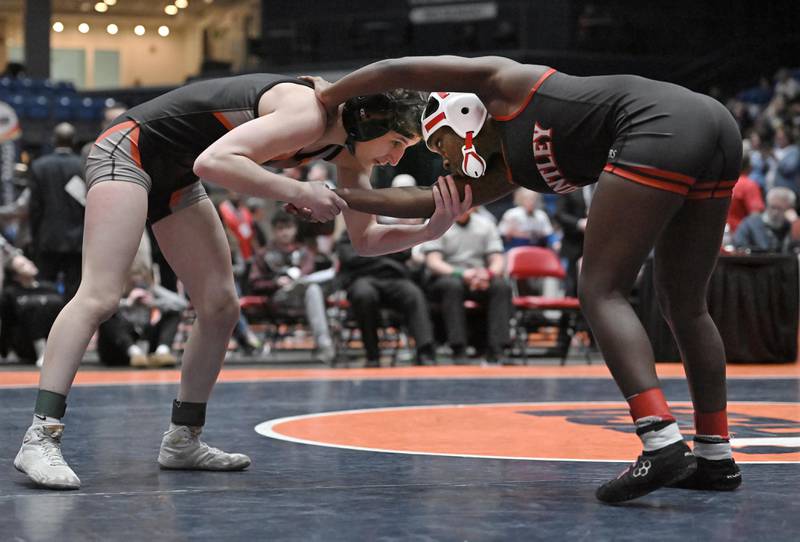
[0,251,61,366]
[336,230,436,367]
[498,189,555,250]
[421,207,512,363]
[96,233,186,368]
[249,209,336,364]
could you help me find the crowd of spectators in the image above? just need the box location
[726,68,800,252]
[2,66,800,367]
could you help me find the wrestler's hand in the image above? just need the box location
[423,175,473,240]
[299,75,337,125]
[283,202,314,222]
[295,181,348,223]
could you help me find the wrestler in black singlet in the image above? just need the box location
[496,68,742,199]
[87,74,342,222]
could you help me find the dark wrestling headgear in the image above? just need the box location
[341,92,425,154]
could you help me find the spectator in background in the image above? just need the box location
[727,152,765,235]
[381,174,430,268]
[218,191,263,353]
[306,162,333,184]
[28,122,84,302]
[422,208,511,363]
[0,248,61,365]
[250,209,335,364]
[733,187,799,253]
[554,187,592,297]
[745,130,772,191]
[498,189,554,249]
[0,233,18,287]
[336,230,435,367]
[96,233,186,367]
[774,69,800,102]
[245,197,269,249]
[0,174,31,249]
[770,126,800,198]
[219,190,260,281]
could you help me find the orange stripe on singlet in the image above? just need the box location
[128,124,142,168]
[95,120,137,143]
[603,164,690,196]
[213,111,235,131]
[624,164,696,186]
[95,120,143,169]
[494,68,557,122]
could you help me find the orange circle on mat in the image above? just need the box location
[255,402,800,463]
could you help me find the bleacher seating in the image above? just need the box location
[0,76,105,123]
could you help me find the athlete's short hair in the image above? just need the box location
[387,89,428,139]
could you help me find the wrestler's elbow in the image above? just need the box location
[193,151,219,179]
[349,235,375,257]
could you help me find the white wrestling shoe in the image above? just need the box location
[157,425,251,471]
[14,423,81,489]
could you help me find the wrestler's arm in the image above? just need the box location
[334,165,471,256]
[335,160,516,219]
[193,85,345,221]
[318,55,535,115]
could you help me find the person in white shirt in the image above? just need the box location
[421,208,512,362]
[498,189,554,249]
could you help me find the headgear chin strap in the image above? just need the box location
[421,92,488,178]
[461,132,486,178]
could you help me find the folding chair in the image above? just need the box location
[239,295,315,358]
[506,246,590,365]
[327,291,411,367]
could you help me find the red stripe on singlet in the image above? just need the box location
[494,68,556,122]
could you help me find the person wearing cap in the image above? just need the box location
[312,55,743,503]
[15,74,473,491]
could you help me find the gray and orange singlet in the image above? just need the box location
[85,74,343,222]
[496,68,742,198]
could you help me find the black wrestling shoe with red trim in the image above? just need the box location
[595,440,696,503]
[666,456,741,491]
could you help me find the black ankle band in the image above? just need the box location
[171,400,206,427]
[34,389,67,419]
[694,435,730,444]
[635,419,675,436]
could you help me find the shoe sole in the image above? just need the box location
[14,457,81,490]
[598,460,697,504]
[667,474,742,491]
[158,461,250,472]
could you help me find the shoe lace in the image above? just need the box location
[187,427,224,456]
[38,428,68,467]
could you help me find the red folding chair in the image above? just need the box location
[506,246,590,365]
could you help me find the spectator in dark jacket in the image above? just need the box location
[337,230,435,367]
[554,188,591,298]
[28,123,84,302]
